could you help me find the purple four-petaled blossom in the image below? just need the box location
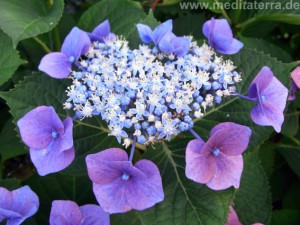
[50,200,109,225]
[186,122,251,190]
[136,19,172,45]
[17,106,75,176]
[202,18,243,54]
[87,19,116,43]
[0,186,39,225]
[226,206,264,225]
[86,148,164,214]
[248,66,288,132]
[288,66,300,101]
[159,32,190,57]
[38,27,91,79]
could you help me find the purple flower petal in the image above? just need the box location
[136,24,155,44]
[153,19,173,44]
[206,153,243,190]
[80,204,110,225]
[86,148,164,214]
[17,106,64,149]
[291,66,300,89]
[226,206,242,225]
[185,139,215,184]
[38,52,72,79]
[288,81,297,101]
[208,122,252,156]
[30,144,75,176]
[92,20,111,38]
[159,32,190,57]
[250,102,284,133]
[248,66,273,98]
[57,117,74,152]
[125,159,164,211]
[86,148,129,184]
[202,18,243,54]
[61,27,91,61]
[50,200,81,225]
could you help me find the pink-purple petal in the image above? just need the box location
[206,154,243,190]
[57,117,74,152]
[208,122,251,156]
[61,27,91,60]
[38,52,72,79]
[10,186,39,224]
[248,66,274,98]
[30,144,75,176]
[291,66,300,89]
[17,106,63,149]
[79,204,110,225]
[250,102,284,133]
[185,139,215,184]
[50,200,81,225]
[86,148,129,184]
[226,206,242,225]
[125,160,164,211]
[93,180,130,213]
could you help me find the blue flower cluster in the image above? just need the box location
[64,34,242,145]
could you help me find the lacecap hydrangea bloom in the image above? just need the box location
[17,106,75,176]
[0,186,39,225]
[29,17,290,219]
[50,200,109,225]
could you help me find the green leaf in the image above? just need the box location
[239,37,293,63]
[138,140,234,225]
[23,173,96,224]
[0,0,64,47]
[277,145,300,177]
[271,209,300,225]
[0,30,25,85]
[283,179,300,209]
[258,141,276,177]
[0,178,20,190]
[234,151,272,225]
[0,72,121,175]
[0,118,27,161]
[78,0,146,37]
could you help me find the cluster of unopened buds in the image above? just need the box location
[1,17,294,224]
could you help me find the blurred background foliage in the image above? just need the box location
[0,0,299,224]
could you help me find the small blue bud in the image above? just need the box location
[214,96,222,104]
[141,121,149,129]
[124,119,132,128]
[192,102,200,111]
[122,173,130,181]
[134,123,141,130]
[203,83,211,90]
[52,131,58,138]
[212,81,220,90]
[179,122,189,132]
[69,56,75,63]
[212,148,220,156]
[137,135,146,144]
[196,96,203,103]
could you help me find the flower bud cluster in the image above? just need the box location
[65,37,242,145]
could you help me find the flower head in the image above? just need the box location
[38,27,91,79]
[50,200,109,225]
[288,66,300,101]
[17,106,75,175]
[248,66,288,132]
[0,186,39,225]
[88,19,116,43]
[86,148,164,213]
[202,18,243,54]
[186,122,251,190]
[136,19,172,45]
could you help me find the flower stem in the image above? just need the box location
[33,37,51,53]
[129,136,137,162]
[189,128,202,142]
[235,93,257,102]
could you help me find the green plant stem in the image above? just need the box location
[215,0,232,24]
[287,136,300,146]
[33,37,51,53]
[285,111,300,116]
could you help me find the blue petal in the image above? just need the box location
[153,19,173,44]
[217,38,243,55]
[92,19,111,38]
[136,24,155,44]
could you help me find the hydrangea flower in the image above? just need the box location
[202,18,243,54]
[50,200,109,225]
[39,27,91,79]
[87,19,116,43]
[236,66,288,132]
[136,19,172,45]
[0,186,39,225]
[158,32,190,57]
[86,148,164,213]
[186,122,251,190]
[17,106,74,176]
[226,206,263,225]
[288,66,300,101]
